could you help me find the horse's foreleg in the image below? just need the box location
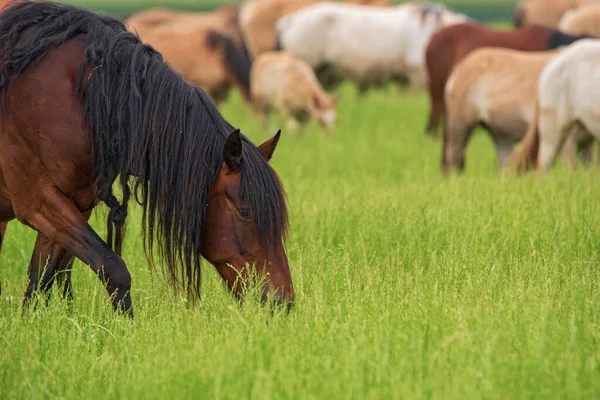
[23,189,133,317]
[0,221,7,254]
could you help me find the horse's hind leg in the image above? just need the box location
[22,209,91,308]
[23,232,69,309]
[54,252,76,302]
[537,111,571,173]
[22,189,133,317]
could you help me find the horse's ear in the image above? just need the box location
[258,129,281,161]
[223,128,243,170]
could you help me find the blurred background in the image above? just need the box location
[67,0,521,25]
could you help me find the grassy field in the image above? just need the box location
[1,0,599,398]
[1,79,599,399]
[66,0,521,22]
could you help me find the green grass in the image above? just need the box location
[63,0,520,22]
[1,82,599,399]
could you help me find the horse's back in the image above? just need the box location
[560,4,600,38]
[251,51,324,108]
[540,39,600,102]
[0,38,98,210]
[447,47,560,135]
[239,0,322,57]
[130,23,226,90]
[277,3,413,66]
[126,5,242,43]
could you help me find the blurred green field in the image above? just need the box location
[64,0,521,22]
[1,81,599,399]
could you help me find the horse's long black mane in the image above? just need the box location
[0,0,288,301]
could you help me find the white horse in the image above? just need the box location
[508,39,600,173]
[275,1,470,90]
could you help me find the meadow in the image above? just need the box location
[69,0,521,22]
[1,1,600,399]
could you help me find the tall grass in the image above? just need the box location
[1,83,599,399]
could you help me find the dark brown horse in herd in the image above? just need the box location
[0,0,294,317]
[424,22,588,136]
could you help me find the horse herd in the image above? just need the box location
[124,0,600,175]
[0,0,600,319]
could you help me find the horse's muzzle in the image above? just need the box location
[261,291,295,313]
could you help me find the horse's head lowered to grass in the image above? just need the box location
[202,128,294,307]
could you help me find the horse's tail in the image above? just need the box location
[507,101,541,173]
[513,6,526,28]
[547,30,589,49]
[207,29,252,103]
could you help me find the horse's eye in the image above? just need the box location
[239,207,250,219]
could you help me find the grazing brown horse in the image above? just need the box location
[424,23,587,136]
[0,0,294,317]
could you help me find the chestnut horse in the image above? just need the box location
[0,1,294,317]
[424,23,587,136]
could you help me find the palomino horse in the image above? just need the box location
[275,1,470,91]
[514,0,600,28]
[124,5,246,46]
[424,23,587,136]
[508,39,600,173]
[126,21,252,107]
[239,0,392,60]
[441,47,594,174]
[560,4,600,38]
[0,1,294,317]
[250,51,337,133]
